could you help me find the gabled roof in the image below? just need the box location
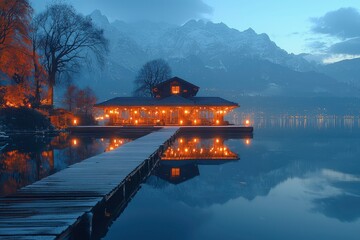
[190,97,239,107]
[94,97,155,107]
[154,76,199,89]
[95,96,239,108]
[158,95,194,106]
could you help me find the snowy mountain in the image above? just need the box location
[72,10,354,101]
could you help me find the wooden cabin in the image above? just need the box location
[95,77,239,126]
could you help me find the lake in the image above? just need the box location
[0,133,133,197]
[1,113,360,239]
[103,115,360,240]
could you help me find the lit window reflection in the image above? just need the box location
[162,137,238,160]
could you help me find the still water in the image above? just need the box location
[104,116,360,240]
[0,133,132,197]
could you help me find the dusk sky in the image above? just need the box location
[31,0,360,63]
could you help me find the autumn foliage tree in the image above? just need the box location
[33,3,108,107]
[0,0,32,78]
[0,0,35,107]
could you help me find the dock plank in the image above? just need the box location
[0,127,179,238]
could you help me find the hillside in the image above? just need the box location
[68,10,355,101]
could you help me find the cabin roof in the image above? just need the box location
[154,76,199,89]
[95,96,239,108]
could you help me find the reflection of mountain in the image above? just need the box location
[155,163,199,185]
[310,169,360,222]
[314,194,360,222]
[146,130,360,222]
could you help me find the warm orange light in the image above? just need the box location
[179,138,183,143]
[245,119,250,125]
[185,148,189,152]
[72,139,78,145]
[245,139,251,145]
[193,138,198,143]
[135,120,139,124]
[216,139,220,143]
[216,119,220,124]
[110,110,114,114]
[179,120,183,125]
[184,110,189,114]
[171,168,181,177]
[134,110,138,114]
[73,119,78,125]
[193,119,197,124]
[171,85,180,94]
[105,114,110,118]
[162,110,166,114]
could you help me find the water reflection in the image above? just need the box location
[158,136,239,185]
[231,112,360,129]
[104,125,360,240]
[0,134,133,197]
[162,137,238,161]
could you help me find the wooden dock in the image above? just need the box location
[0,127,179,239]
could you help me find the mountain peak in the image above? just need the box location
[90,10,109,27]
[244,27,256,34]
[183,19,206,28]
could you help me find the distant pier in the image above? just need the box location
[0,127,179,239]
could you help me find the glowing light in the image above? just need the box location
[179,138,183,143]
[194,119,197,124]
[109,110,114,114]
[171,168,180,177]
[185,148,189,152]
[134,110,138,114]
[179,120,183,125]
[216,120,220,124]
[245,119,250,125]
[162,110,166,114]
[216,139,220,143]
[171,86,180,94]
[105,114,110,118]
[72,139,78,145]
[135,120,138,124]
[245,139,251,145]
[193,138,198,143]
[73,119,78,125]
[184,110,189,114]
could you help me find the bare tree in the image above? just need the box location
[133,59,172,97]
[33,3,108,106]
[62,84,78,112]
[75,87,97,119]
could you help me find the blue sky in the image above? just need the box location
[31,0,360,62]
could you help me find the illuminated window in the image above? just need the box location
[171,85,180,94]
[171,168,181,177]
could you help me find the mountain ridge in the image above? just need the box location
[70,10,356,101]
